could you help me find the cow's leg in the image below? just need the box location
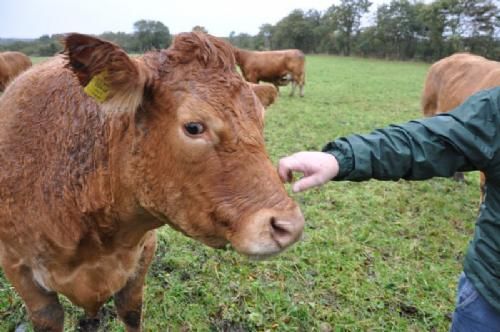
[114,232,157,332]
[77,315,100,332]
[2,262,64,332]
[298,72,305,97]
[273,83,281,95]
[289,81,296,97]
[299,83,305,97]
[75,292,108,332]
[77,302,108,332]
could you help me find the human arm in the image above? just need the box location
[279,87,500,191]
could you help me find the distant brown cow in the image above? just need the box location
[0,51,32,91]
[0,32,304,332]
[421,53,500,200]
[233,48,305,97]
[249,82,279,108]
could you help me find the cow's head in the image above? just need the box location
[274,73,292,87]
[64,32,303,259]
[248,83,278,109]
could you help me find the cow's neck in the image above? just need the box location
[96,113,163,249]
[235,48,251,65]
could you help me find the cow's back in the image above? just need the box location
[0,54,9,90]
[259,49,304,76]
[0,56,110,253]
[284,49,305,77]
[421,53,499,198]
[3,51,32,69]
[235,48,305,83]
[0,51,32,91]
[0,53,160,314]
[422,53,500,116]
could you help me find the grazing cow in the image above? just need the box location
[0,51,32,91]
[421,53,500,200]
[233,47,305,97]
[249,82,278,108]
[0,32,304,332]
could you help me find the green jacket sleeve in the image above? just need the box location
[322,87,500,181]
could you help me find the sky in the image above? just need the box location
[1,0,424,39]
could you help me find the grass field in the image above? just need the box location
[0,55,480,331]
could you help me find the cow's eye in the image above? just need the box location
[183,122,205,136]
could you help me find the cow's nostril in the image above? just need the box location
[270,217,293,244]
[233,208,304,257]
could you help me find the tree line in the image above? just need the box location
[231,0,499,61]
[0,20,171,56]
[1,0,499,62]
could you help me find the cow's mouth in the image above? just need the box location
[223,206,304,259]
[198,236,229,249]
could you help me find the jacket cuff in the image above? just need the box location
[322,140,354,180]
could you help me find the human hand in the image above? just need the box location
[278,151,339,192]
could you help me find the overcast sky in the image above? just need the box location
[1,0,426,39]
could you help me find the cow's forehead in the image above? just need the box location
[173,83,261,126]
[140,38,262,130]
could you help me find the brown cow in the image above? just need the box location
[0,32,304,332]
[421,53,500,200]
[249,82,279,108]
[233,47,305,97]
[0,51,32,91]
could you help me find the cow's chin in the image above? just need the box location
[189,230,286,259]
[188,206,304,260]
[195,236,281,260]
[196,237,229,249]
[201,237,285,260]
[230,241,285,261]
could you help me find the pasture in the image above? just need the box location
[0,55,479,331]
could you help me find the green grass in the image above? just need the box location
[30,57,51,65]
[0,55,479,331]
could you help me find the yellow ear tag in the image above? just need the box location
[84,71,110,103]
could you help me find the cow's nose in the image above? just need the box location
[269,214,304,248]
[230,206,304,258]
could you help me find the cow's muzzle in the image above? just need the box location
[229,205,304,259]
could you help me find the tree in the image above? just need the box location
[254,24,274,50]
[99,31,137,52]
[355,26,384,57]
[318,6,341,54]
[374,0,425,59]
[192,26,208,34]
[229,32,255,49]
[461,0,500,57]
[327,0,372,55]
[2,3,498,61]
[271,9,317,52]
[133,20,171,51]
[418,1,448,60]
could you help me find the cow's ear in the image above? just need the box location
[250,83,278,110]
[63,33,149,112]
